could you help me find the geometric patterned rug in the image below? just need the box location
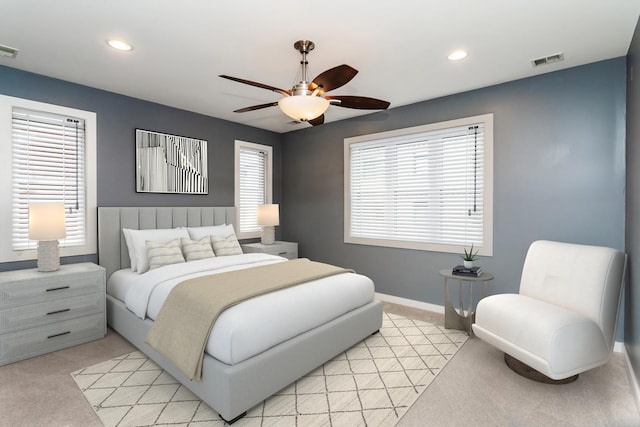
[71,312,467,426]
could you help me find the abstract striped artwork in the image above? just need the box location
[136,129,208,194]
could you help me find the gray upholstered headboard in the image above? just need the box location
[98,206,236,280]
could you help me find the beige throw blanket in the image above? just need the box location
[145,258,353,380]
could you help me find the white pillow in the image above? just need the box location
[181,237,215,261]
[146,239,185,271]
[125,228,190,274]
[211,234,243,256]
[187,224,236,240]
[122,228,137,271]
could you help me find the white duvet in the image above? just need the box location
[107,253,375,365]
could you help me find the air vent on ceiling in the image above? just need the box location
[0,44,19,59]
[531,52,564,67]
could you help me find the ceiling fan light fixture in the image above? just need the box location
[278,95,329,121]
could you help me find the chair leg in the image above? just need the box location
[503,353,578,384]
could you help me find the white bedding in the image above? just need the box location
[107,253,375,365]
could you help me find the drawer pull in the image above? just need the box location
[47,331,70,339]
[47,308,71,316]
[278,252,288,255]
[46,286,70,292]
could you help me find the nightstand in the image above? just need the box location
[0,262,106,366]
[242,241,298,260]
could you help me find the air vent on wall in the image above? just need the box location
[0,44,19,58]
[531,52,564,67]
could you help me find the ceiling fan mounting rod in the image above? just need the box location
[292,40,315,96]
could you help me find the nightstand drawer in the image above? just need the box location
[0,313,105,366]
[0,268,104,309]
[242,241,298,260]
[0,292,105,334]
[274,250,297,260]
[262,243,297,259]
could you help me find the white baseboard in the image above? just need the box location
[622,344,640,413]
[375,292,444,314]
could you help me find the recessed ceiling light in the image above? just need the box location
[448,49,468,61]
[107,39,133,51]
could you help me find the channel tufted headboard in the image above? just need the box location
[97,206,236,280]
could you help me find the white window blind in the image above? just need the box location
[346,114,493,254]
[11,107,86,251]
[237,143,270,235]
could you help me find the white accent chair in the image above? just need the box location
[472,240,626,381]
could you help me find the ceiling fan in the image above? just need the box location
[219,40,390,126]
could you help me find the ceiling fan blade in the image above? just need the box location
[308,115,325,126]
[326,95,390,110]
[219,75,291,97]
[309,65,358,94]
[233,102,278,113]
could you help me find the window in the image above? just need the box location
[344,114,493,255]
[0,95,97,262]
[234,140,272,239]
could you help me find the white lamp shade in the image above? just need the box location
[257,204,279,226]
[278,95,329,121]
[28,203,66,241]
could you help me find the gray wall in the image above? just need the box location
[625,17,640,395]
[282,58,627,339]
[0,58,630,342]
[0,65,282,271]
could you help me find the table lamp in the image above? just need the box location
[257,204,279,245]
[28,203,66,272]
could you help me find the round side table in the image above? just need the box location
[439,269,494,337]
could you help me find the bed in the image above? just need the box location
[98,206,383,423]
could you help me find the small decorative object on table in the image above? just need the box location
[461,244,479,269]
[452,265,483,277]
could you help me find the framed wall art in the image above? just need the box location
[136,129,208,194]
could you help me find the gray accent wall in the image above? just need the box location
[626,17,640,397]
[0,65,282,271]
[282,58,627,340]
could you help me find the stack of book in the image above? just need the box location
[452,265,483,277]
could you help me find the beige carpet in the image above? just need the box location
[398,338,640,427]
[70,312,467,426]
[1,302,638,426]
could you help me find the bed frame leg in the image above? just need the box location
[220,411,247,425]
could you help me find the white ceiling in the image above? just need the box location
[1,1,639,133]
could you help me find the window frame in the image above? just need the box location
[234,140,273,240]
[0,95,97,263]
[344,113,493,256]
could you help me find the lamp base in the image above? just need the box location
[37,240,60,272]
[261,226,275,245]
